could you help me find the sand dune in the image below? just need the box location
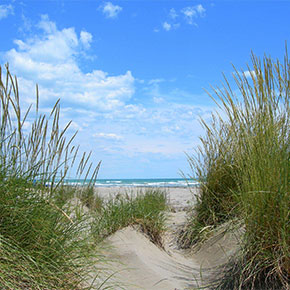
[87,187,241,290]
[104,226,199,289]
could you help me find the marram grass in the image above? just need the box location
[0,64,168,288]
[182,49,289,289]
[92,189,168,248]
[0,65,105,289]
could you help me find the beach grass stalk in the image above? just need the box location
[0,65,104,289]
[182,49,290,289]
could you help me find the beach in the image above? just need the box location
[93,186,198,211]
[2,17,288,288]
[86,186,241,290]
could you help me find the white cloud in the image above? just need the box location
[4,15,135,110]
[102,2,122,19]
[243,70,256,79]
[1,14,215,177]
[0,4,13,20]
[181,4,206,25]
[159,4,205,32]
[48,86,212,160]
[148,78,165,85]
[234,70,256,79]
[80,31,93,49]
[125,104,146,114]
[169,8,178,19]
[196,4,206,16]
[37,14,57,34]
[94,132,123,141]
[181,7,197,24]
[181,7,196,25]
[163,22,171,31]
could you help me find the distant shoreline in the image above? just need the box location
[61,178,199,188]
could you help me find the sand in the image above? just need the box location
[87,187,241,290]
[94,186,198,211]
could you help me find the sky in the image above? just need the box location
[1,0,290,179]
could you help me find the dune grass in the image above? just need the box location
[92,189,168,247]
[0,65,105,289]
[0,64,169,288]
[181,50,290,289]
[78,186,104,212]
[0,179,99,289]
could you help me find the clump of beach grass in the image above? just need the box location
[181,49,290,289]
[93,189,168,247]
[0,65,104,289]
[79,186,104,212]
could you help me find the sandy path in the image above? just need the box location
[100,212,203,290]
[87,187,240,290]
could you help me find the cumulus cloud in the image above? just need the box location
[1,14,213,168]
[102,2,122,18]
[4,15,135,110]
[181,4,206,25]
[196,4,206,16]
[162,22,171,31]
[0,4,13,20]
[158,4,205,32]
[182,7,196,24]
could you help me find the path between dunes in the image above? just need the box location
[103,212,201,290]
[87,187,241,289]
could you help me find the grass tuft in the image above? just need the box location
[79,186,104,212]
[0,65,103,289]
[181,48,290,288]
[93,189,168,247]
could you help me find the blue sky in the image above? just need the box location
[1,0,290,178]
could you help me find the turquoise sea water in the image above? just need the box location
[63,178,198,188]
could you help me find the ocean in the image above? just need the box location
[63,178,199,188]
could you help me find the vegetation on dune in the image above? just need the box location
[181,49,290,289]
[92,189,168,248]
[2,44,289,289]
[0,65,168,289]
[0,64,103,289]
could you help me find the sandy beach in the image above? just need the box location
[87,186,241,290]
[94,186,198,211]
